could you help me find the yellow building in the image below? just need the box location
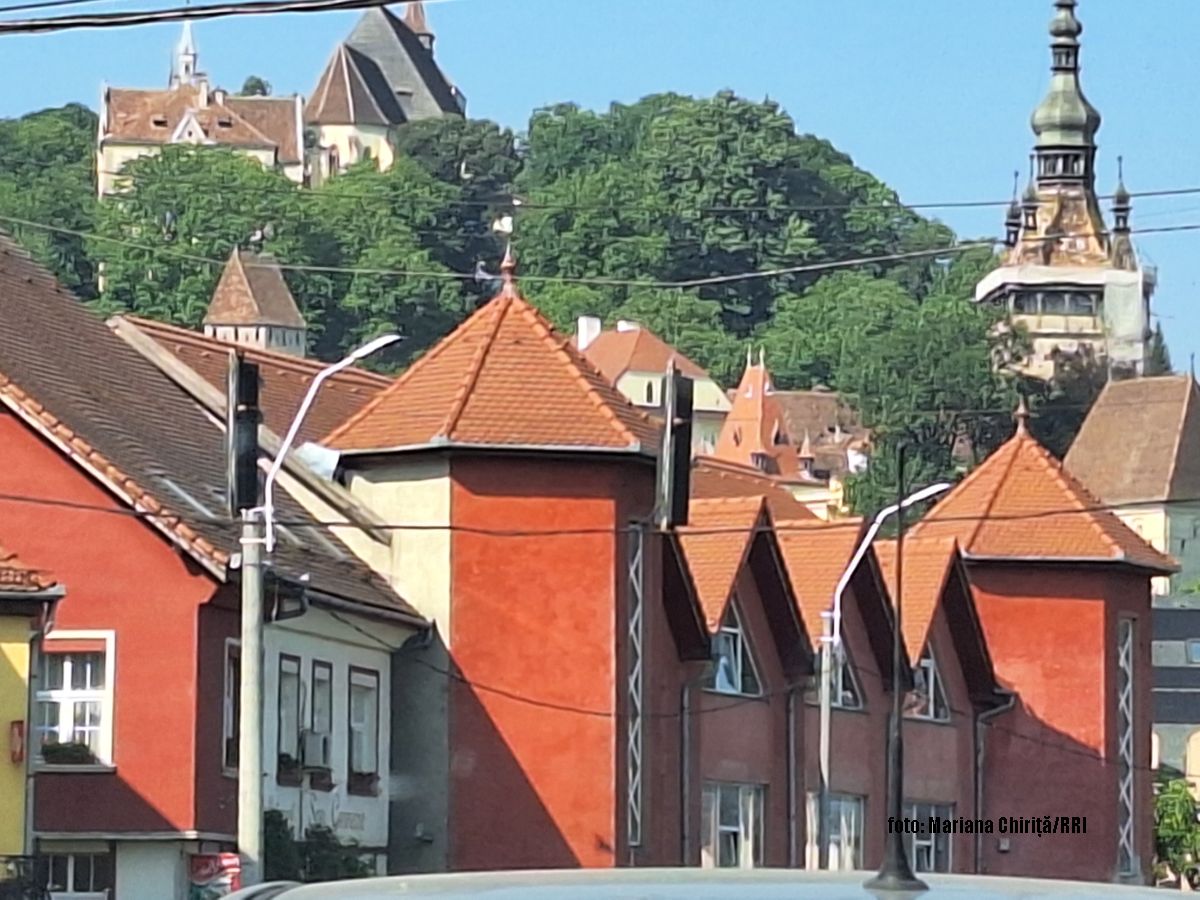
[0,546,62,864]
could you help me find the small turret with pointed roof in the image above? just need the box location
[1112,155,1132,232]
[1005,171,1023,248]
[404,1,434,51]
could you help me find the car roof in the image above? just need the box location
[276,869,1167,898]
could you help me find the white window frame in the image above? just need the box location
[348,667,380,777]
[311,658,333,737]
[36,631,116,768]
[1186,639,1200,666]
[907,647,950,722]
[277,654,303,772]
[38,849,115,898]
[806,792,864,871]
[905,801,953,873]
[700,782,764,869]
[706,600,762,698]
[223,639,240,775]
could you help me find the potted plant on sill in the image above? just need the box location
[40,741,97,765]
[347,771,379,796]
[277,753,303,786]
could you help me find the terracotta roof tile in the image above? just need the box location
[874,536,958,661]
[117,316,390,443]
[713,356,798,478]
[579,327,710,383]
[0,236,417,617]
[692,456,818,521]
[204,249,306,329]
[0,543,55,594]
[676,496,766,631]
[775,519,865,643]
[325,270,661,455]
[104,86,301,164]
[915,421,1176,573]
[1064,374,1200,506]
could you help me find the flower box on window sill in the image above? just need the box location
[308,767,335,792]
[347,771,379,797]
[40,741,98,766]
[277,754,303,787]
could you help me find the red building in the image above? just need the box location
[675,496,812,867]
[323,256,709,871]
[0,237,422,898]
[913,408,1176,883]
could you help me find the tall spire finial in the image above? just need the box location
[499,242,516,290]
[1005,170,1023,247]
[404,1,434,51]
[1030,0,1100,189]
[1015,394,1031,435]
[170,21,198,88]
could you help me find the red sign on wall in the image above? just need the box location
[188,854,241,899]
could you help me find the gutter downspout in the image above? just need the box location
[680,679,693,865]
[974,690,1016,873]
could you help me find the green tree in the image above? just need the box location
[1147,322,1173,376]
[88,146,324,331]
[0,103,98,296]
[1156,775,1200,885]
[240,75,271,96]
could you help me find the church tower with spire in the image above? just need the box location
[975,0,1155,380]
[169,22,198,88]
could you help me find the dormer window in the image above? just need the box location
[217,117,233,128]
[151,115,168,128]
[706,602,761,697]
[907,647,949,722]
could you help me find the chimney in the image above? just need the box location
[577,315,602,351]
[616,320,639,333]
[197,75,210,107]
[213,87,226,106]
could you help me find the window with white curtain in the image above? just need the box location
[349,668,379,776]
[805,792,864,871]
[706,601,761,697]
[277,655,301,767]
[700,782,764,868]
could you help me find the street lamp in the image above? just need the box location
[815,465,952,873]
[261,333,401,552]
[237,332,400,887]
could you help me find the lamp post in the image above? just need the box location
[816,455,951,874]
[237,333,399,887]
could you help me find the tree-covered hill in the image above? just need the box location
[0,94,1115,511]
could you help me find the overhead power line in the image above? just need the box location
[0,0,383,32]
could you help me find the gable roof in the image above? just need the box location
[676,496,764,631]
[103,85,301,164]
[579,327,710,383]
[324,265,661,456]
[1064,374,1200,506]
[874,536,958,662]
[304,43,407,127]
[342,6,462,121]
[113,316,389,444]
[0,235,419,621]
[914,417,1177,573]
[204,248,306,329]
[692,456,818,521]
[773,388,869,478]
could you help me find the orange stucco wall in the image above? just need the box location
[0,412,217,834]
[446,455,657,870]
[970,564,1154,883]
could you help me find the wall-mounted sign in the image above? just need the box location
[9,721,24,764]
[188,853,241,899]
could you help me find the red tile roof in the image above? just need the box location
[104,85,301,164]
[914,417,1176,573]
[713,355,800,479]
[874,537,959,661]
[325,266,662,455]
[0,544,55,594]
[775,519,865,643]
[579,326,710,383]
[676,496,766,631]
[692,456,818,521]
[204,249,305,329]
[115,316,390,444]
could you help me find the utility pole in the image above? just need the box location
[865,443,926,893]
[229,354,264,887]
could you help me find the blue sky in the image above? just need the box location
[2,0,1198,367]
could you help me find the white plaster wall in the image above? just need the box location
[1114,505,1169,595]
[262,609,410,851]
[345,459,452,640]
[115,841,184,900]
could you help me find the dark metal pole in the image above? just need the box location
[865,443,927,893]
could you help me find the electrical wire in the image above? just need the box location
[0,0,384,32]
